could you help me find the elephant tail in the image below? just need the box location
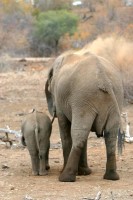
[34,109,41,158]
[51,111,56,124]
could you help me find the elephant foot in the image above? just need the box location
[59,172,76,182]
[78,167,92,176]
[32,171,39,176]
[103,170,120,180]
[39,170,48,176]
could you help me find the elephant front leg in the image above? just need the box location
[104,128,119,180]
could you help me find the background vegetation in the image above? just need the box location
[0,0,133,102]
[0,0,132,57]
[30,9,78,56]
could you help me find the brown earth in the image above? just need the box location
[0,62,133,200]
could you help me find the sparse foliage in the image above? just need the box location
[30,10,79,56]
[34,0,71,11]
[0,0,33,57]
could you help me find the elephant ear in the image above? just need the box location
[45,68,56,117]
[45,55,65,117]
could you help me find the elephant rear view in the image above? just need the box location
[45,51,124,182]
[21,110,52,176]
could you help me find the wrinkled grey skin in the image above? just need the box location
[21,110,52,176]
[45,51,124,182]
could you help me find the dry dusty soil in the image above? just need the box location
[0,61,133,200]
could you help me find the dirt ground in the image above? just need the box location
[0,61,133,200]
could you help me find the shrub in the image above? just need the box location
[30,10,79,56]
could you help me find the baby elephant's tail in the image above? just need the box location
[34,110,41,158]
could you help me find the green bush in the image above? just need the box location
[30,10,79,56]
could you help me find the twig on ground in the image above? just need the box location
[95,191,101,200]
[0,128,21,135]
[111,191,114,200]
[16,108,35,116]
[0,127,22,147]
[82,191,102,200]
[0,134,13,147]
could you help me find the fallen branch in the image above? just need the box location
[0,127,22,147]
[111,191,114,200]
[9,57,54,63]
[95,191,101,200]
[82,191,102,200]
[16,108,35,116]
[0,135,13,146]
[121,112,133,143]
[0,128,21,136]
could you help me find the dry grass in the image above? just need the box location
[86,36,133,102]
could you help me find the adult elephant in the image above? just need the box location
[45,51,123,182]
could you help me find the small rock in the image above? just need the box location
[54,160,59,163]
[2,164,9,169]
[23,195,33,200]
[10,186,15,190]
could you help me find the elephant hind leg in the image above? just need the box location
[59,129,90,182]
[78,140,92,176]
[45,141,50,171]
[29,150,39,176]
[58,113,72,170]
[39,151,48,176]
[59,113,95,182]
[103,126,120,180]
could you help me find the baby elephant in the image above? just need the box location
[21,109,52,176]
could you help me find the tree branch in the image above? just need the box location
[0,128,21,136]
